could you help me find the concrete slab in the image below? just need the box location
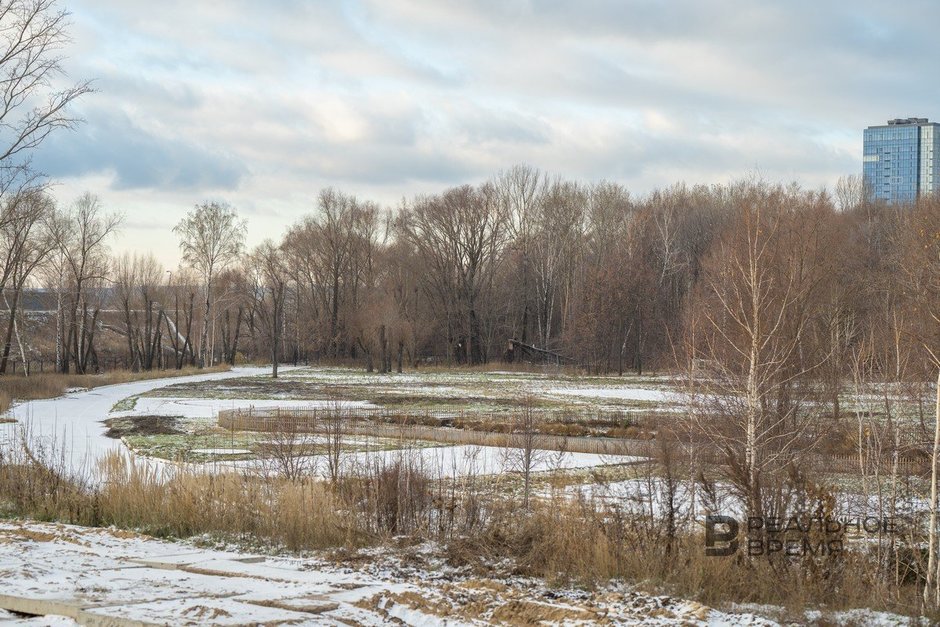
[176,558,368,590]
[237,595,340,615]
[78,597,315,626]
[0,595,81,621]
[233,592,339,614]
[126,550,261,570]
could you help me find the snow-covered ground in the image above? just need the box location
[0,520,925,626]
[114,443,643,486]
[0,367,291,478]
[1,367,639,484]
[277,366,685,412]
[566,477,930,524]
[0,366,931,626]
[0,520,783,626]
[547,386,682,403]
[338,444,642,477]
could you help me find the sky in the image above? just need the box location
[32,0,940,268]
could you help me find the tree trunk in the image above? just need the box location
[925,368,940,607]
[71,299,84,374]
[468,306,483,365]
[200,281,211,368]
[122,299,137,372]
[55,286,63,373]
[635,305,643,376]
[0,288,22,374]
[231,306,243,365]
[80,308,100,373]
[329,270,340,357]
[379,325,387,373]
[271,287,282,379]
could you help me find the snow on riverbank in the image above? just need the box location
[1,365,639,485]
[0,367,292,479]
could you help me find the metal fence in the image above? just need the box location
[2,356,140,375]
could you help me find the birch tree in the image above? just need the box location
[174,202,246,368]
[899,198,940,606]
[688,184,835,516]
[496,164,545,344]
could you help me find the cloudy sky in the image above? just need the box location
[34,0,940,266]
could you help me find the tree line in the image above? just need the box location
[0,168,936,391]
[0,0,933,389]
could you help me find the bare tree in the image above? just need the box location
[897,198,940,606]
[506,396,545,509]
[687,184,835,516]
[377,221,422,373]
[317,189,360,357]
[113,252,165,371]
[164,268,198,369]
[261,410,316,482]
[0,0,92,192]
[397,184,510,364]
[834,174,865,213]
[0,188,54,373]
[49,192,120,373]
[215,266,248,366]
[250,239,288,378]
[280,190,377,361]
[531,180,584,350]
[323,402,345,484]
[495,164,545,344]
[174,202,246,368]
[0,189,51,293]
[564,181,637,373]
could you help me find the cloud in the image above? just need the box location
[34,105,246,191]
[27,0,940,265]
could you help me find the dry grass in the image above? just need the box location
[96,454,355,550]
[497,496,925,618]
[294,356,586,376]
[0,435,932,622]
[0,365,230,414]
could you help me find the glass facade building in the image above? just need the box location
[863,117,940,204]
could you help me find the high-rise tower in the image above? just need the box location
[863,117,940,204]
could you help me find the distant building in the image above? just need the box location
[863,117,940,204]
